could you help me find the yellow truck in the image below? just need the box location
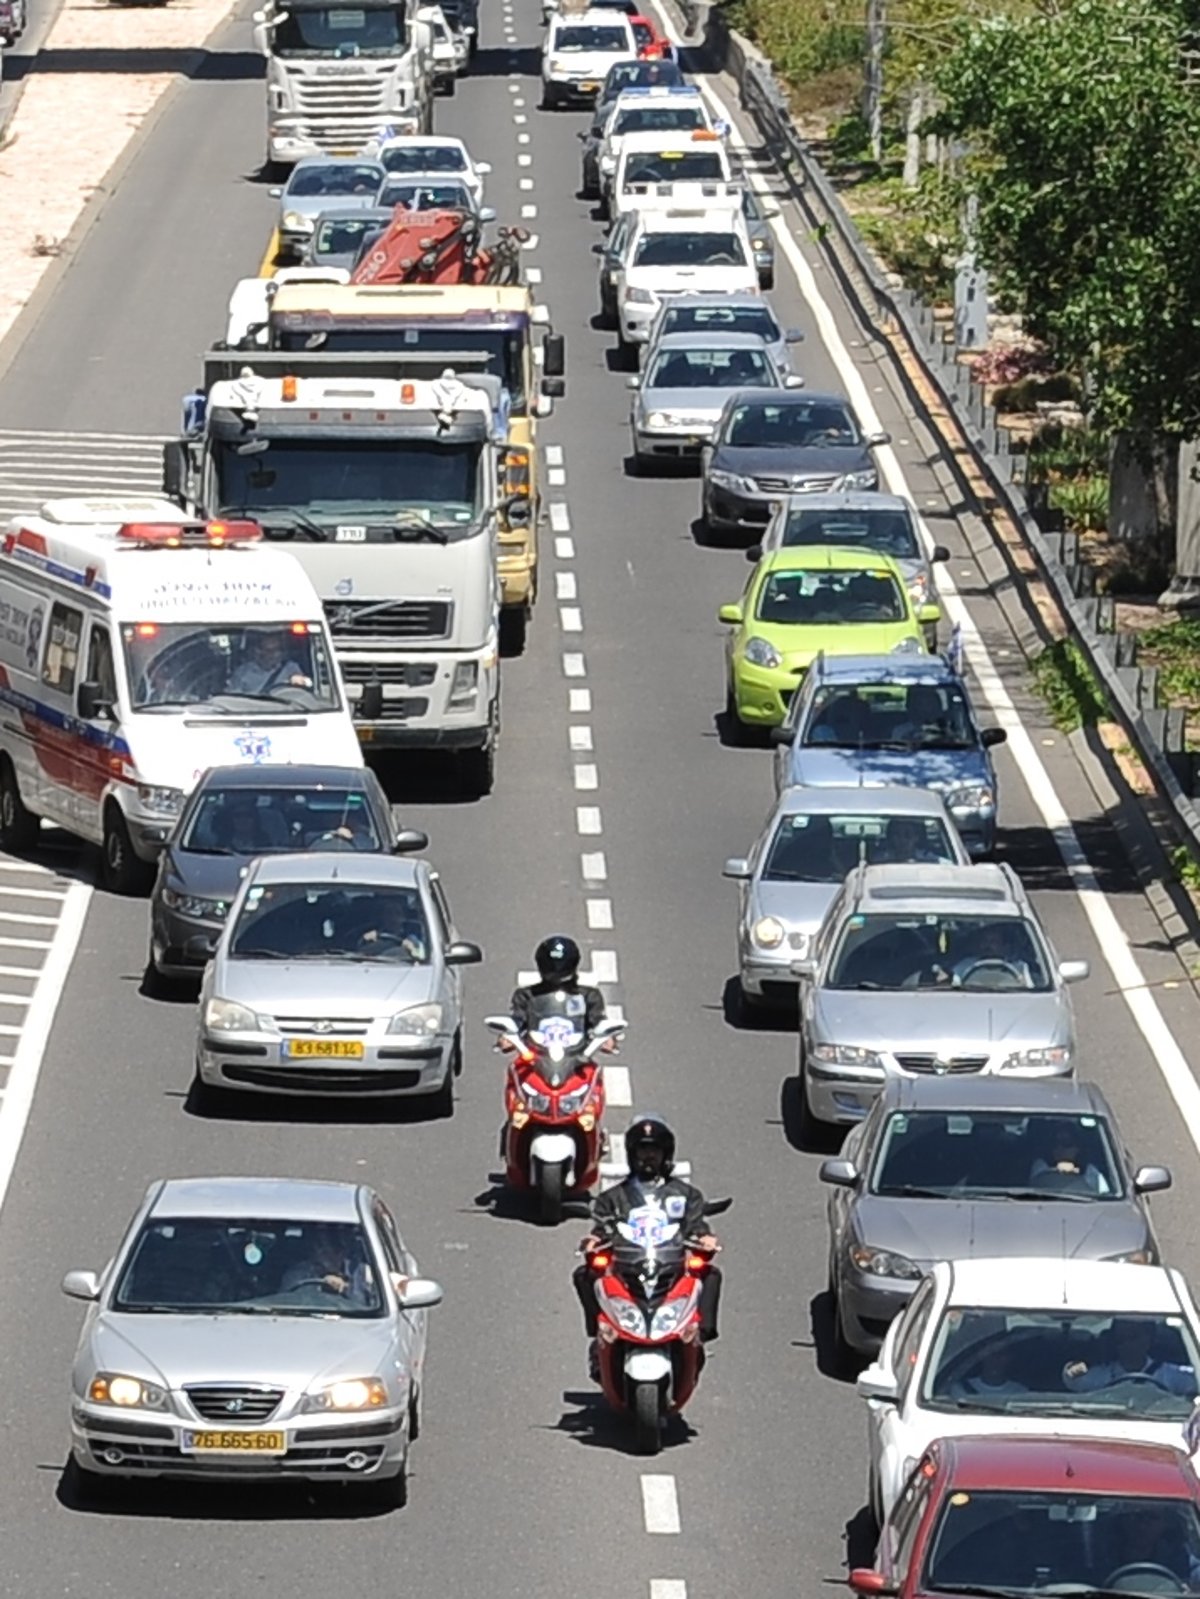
[232,278,565,652]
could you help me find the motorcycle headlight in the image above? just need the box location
[557,1082,591,1115]
[137,784,183,818]
[708,467,754,494]
[946,785,995,810]
[810,1042,884,1070]
[204,997,262,1034]
[650,1299,692,1340]
[598,1292,646,1336]
[743,636,782,669]
[839,469,878,490]
[301,1377,389,1413]
[162,888,227,920]
[752,916,785,949]
[519,1081,552,1114]
[1003,1045,1071,1071]
[388,1002,444,1035]
[849,1245,922,1280]
[88,1373,167,1410]
[282,211,315,233]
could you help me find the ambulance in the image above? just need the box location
[0,498,363,894]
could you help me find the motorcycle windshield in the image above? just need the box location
[525,993,588,1087]
[609,1234,687,1303]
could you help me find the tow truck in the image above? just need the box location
[164,349,511,795]
[220,210,566,653]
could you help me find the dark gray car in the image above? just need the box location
[820,1075,1171,1361]
[148,764,427,984]
[701,390,890,534]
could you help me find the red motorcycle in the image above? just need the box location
[486,1005,625,1224]
[582,1195,731,1454]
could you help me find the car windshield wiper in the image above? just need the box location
[877,1184,954,1199]
[230,947,292,960]
[997,1186,1094,1203]
[226,504,330,542]
[390,519,450,544]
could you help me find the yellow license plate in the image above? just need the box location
[284,1040,365,1059]
[184,1430,286,1453]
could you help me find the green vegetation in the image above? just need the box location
[1170,844,1200,894]
[1031,638,1109,732]
[1138,619,1200,709]
[1050,478,1109,536]
[850,172,962,302]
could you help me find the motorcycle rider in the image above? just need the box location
[574,1115,722,1378]
[509,935,609,1039]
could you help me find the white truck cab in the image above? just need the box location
[612,132,734,217]
[596,86,720,198]
[0,502,362,892]
[611,200,759,347]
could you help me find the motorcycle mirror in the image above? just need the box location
[594,1018,626,1039]
[702,1197,732,1216]
[484,1014,518,1034]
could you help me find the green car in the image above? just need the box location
[719,545,928,732]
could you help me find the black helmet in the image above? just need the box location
[624,1114,675,1179]
[535,934,581,984]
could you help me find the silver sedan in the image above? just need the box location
[723,785,969,1022]
[194,853,482,1116]
[62,1176,443,1504]
[269,157,387,261]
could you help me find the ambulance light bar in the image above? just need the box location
[116,520,262,549]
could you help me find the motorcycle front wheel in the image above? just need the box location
[633,1380,662,1455]
[538,1162,564,1226]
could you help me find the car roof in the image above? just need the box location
[775,783,953,820]
[651,329,776,351]
[734,388,848,408]
[809,652,960,685]
[943,1257,1184,1313]
[781,491,912,514]
[195,764,375,792]
[247,853,419,887]
[852,861,1021,912]
[659,291,771,310]
[313,206,394,226]
[150,1176,365,1223]
[941,1435,1198,1497]
[636,208,742,230]
[292,154,384,169]
[379,134,466,149]
[759,545,903,574]
[555,7,632,20]
[878,1074,1109,1117]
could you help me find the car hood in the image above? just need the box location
[166,848,254,902]
[751,877,838,935]
[627,265,758,295]
[788,745,990,791]
[813,989,1070,1049]
[550,50,629,73]
[89,1311,398,1390]
[743,617,923,666]
[640,385,748,419]
[712,442,874,479]
[216,958,439,1014]
[849,1194,1151,1268]
[283,194,382,221]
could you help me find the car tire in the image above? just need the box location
[408,1385,421,1442]
[451,1029,464,1078]
[796,1062,823,1149]
[64,1456,117,1509]
[457,736,495,799]
[144,947,190,1001]
[0,758,39,851]
[628,448,648,477]
[833,1294,861,1378]
[723,683,750,746]
[731,978,760,1027]
[426,1069,454,1120]
[363,1458,408,1510]
[189,1068,232,1120]
[499,605,528,657]
[598,287,616,329]
[540,87,557,109]
[759,268,775,291]
[101,803,154,896]
[615,330,637,371]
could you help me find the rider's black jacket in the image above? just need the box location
[509,979,606,1036]
[592,1175,707,1240]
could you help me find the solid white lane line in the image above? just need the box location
[591,949,619,983]
[524,231,540,249]
[587,898,614,930]
[574,764,599,790]
[641,1475,681,1534]
[556,570,577,600]
[581,851,608,880]
[0,858,58,876]
[650,1584,688,1599]
[577,806,603,835]
[550,501,571,532]
[570,687,592,713]
[606,1064,633,1106]
[569,725,594,751]
[555,536,575,559]
[563,652,586,676]
[0,996,30,1008]
[0,884,67,901]
[560,606,582,631]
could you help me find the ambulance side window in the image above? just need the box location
[41,603,83,694]
[86,625,117,706]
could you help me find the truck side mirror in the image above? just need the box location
[543,332,566,378]
[76,681,110,722]
[162,439,189,503]
[542,375,565,399]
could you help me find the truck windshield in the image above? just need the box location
[215,437,482,538]
[272,6,407,57]
[272,326,528,410]
[121,621,342,714]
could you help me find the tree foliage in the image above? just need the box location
[933,0,1200,438]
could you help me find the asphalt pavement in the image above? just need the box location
[0,1,1199,1596]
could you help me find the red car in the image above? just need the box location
[630,14,675,59]
[850,1435,1200,1599]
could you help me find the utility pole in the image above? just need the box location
[864,0,886,163]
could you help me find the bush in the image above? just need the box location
[1050,476,1109,533]
[853,172,962,302]
[992,373,1081,412]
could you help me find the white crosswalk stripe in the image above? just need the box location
[0,428,170,522]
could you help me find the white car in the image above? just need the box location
[595,86,718,200]
[612,131,734,218]
[367,134,491,204]
[859,1257,1200,1526]
[417,4,469,85]
[604,202,759,350]
[542,9,638,108]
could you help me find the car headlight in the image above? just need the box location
[301,1377,389,1413]
[204,996,262,1034]
[646,412,674,430]
[650,1299,692,1340]
[907,572,929,604]
[449,660,478,704]
[891,636,924,655]
[743,635,782,669]
[88,1373,167,1410]
[945,785,995,810]
[388,1002,444,1035]
[162,888,228,920]
[282,211,315,233]
[849,1245,922,1280]
[1003,1045,1071,1070]
[752,237,769,252]
[599,1293,646,1336]
[625,286,655,304]
[839,469,878,490]
[752,916,785,949]
[810,1042,884,1069]
[600,154,616,172]
[557,1082,591,1115]
[708,467,755,494]
[137,784,183,818]
[1106,1249,1153,1265]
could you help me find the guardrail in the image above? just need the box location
[677,0,1200,852]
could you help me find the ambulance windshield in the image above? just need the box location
[122,621,342,713]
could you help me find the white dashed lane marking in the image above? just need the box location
[563,652,586,676]
[581,851,607,880]
[549,500,571,531]
[569,688,590,713]
[569,725,593,751]
[605,1063,633,1107]
[650,1585,687,1599]
[559,605,582,631]
[521,203,538,218]
[641,1476,681,1534]
[576,806,602,835]
[556,570,577,599]
[586,898,613,930]
[573,764,598,790]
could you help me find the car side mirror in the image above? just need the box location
[717,603,743,624]
[445,940,484,966]
[783,374,805,389]
[541,375,565,400]
[856,1365,898,1403]
[505,493,534,525]
[981,726,1007,747]
[268,186,283,199]
[626,375,640,389]
[476,161,492,174]
[931,544,950,563]
[1058,958,1089,984]
[395,1275,444,1309]
[763,205,780,219]
[848,1572,899,1596]
[866,431,891,448]
[722,856,751,880]
[358,683,384,721]
[392,827,429,854]
[480,206,497,222]
[543,331,566,378]
[819,1157,860,1189]
[1133,1164,1172,1195]
[744,543,763,562]
[784,327,805,342]
[769,726,795,746]
[76,680,111,722]
[62,1269,100,1302]
[918,603,940,625]
[591,241,605,254]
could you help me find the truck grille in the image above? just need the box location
[326,600,452,640]
[339,660,438,687]
[895,1054,990,1075]
[185,1385,285,1423]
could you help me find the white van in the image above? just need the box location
[0,497,364,893]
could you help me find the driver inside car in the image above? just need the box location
[1063,1319,1197,1396]
[279,1226,372,1305]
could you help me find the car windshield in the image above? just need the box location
[754,567,907,625]
[763,812,957,883]
[634,231,746,267]
[723,399,860,448]
[272,6,407,56]
[871,1110,1124,1199]
[605,62,682,94]
[181,786,382,857]
[286,164,383,199]
[378,180,473,209]
[112,1217,384,1318]
[647,346,773,389]
[229,882,430,963]
[556,23,627,46]
[122,621,341,714]
[311,215,387,256]
[783,506,919,559]
[379,144,467,173]
[826,912,1052,992]
[623,151,725,184]
[613,105,703,133]
[801,680,979,750]
[921,1488,1200,1598]
[921,1308,1200,1422]
[662,304,779,341]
